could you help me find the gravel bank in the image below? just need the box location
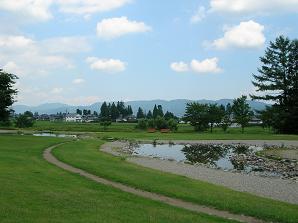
[102,141,298,204]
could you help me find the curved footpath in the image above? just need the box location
[102,141,298,204]
[44,143,265,223]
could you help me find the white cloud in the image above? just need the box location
[41,36,91,54]
[72,78,85,84]
[190,6,206,23]
[0,0,53,21]
[86,57,126,73]
[57,0,132,16]
[3,61,23,76]
[51,87,63,94]
[191,58,222,74]
[170,62,189,72]
[0,35,34,49]
[212,20,265,49]
[171,58,222,74]
[210,0,298,14]
[0,35,82,78]
[96,17,151,40]
[0,0,132,22]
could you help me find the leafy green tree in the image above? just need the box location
[168,118,178,131]
[251,36,298,133]
[15,111,34,128]
[155,116,168,129]
[136,119,147,130]
[256,106,274,129]
[184,103,209,132]
[0,69,18,126]
[208,104,225,133]
[76,109,82,115]
[232,96,253,133]
[147,119,155,128]
[136,107,145,119]
[100,119,112,130]
[221,103,232,132]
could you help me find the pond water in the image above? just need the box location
[132,143,263,172]
[33,133,77,138]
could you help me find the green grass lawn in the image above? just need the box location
[3,121,298,140]
[0,135,238,223]
[53,139,298,223]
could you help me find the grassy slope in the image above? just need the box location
[0,135,237,223]
[53,139,298,223]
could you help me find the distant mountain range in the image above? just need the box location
[12,99,269,117]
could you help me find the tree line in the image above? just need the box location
[136,104,179,131]
[184,95,253,133]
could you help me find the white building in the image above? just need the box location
[65,114,82,122]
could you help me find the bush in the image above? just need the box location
[15,111,34,128]
[136,119,147,130]
[155,116,168,129]
[168,118,178,131]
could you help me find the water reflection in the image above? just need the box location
[133,143,261,171]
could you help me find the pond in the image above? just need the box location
[132,143,263,172]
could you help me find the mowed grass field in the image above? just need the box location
[3,121,298,140]
[53,139,298,223]
[0,135,239,223]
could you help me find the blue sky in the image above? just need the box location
[0,0,298,105]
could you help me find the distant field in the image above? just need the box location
[0,135,236,223]
[4,121,297,140]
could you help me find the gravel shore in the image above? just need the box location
[102,141,298,204]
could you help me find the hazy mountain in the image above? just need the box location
[12,99,269,117]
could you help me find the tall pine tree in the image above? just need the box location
[251,36,298,133]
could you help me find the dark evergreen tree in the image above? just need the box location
[117,101,125,117]
[110,102,119,120]
[146,110,153,119]
[164,111,175,120]
[251,36,298,133]
[0,69,18,125]
[127,105,133,116]
[100,102,110,118]
[153,104,158,118]
[136,107,145,119]
[157,105,164,117]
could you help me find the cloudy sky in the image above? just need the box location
[0,0,298,106]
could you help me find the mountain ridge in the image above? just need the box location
[13,99,269,117]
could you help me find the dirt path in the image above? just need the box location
[43,143,265,223]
